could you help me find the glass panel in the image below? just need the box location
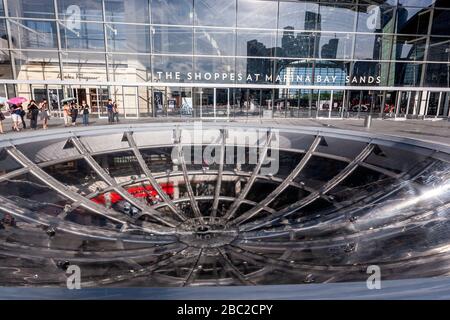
[396,6,430,35]
[123,86,138,117]
[279,1,318,31]
[57,0,103,22]
[107,23,150,53]
[194,28,235,56]
[62,52,107,82]
[357,5,396,34]
[318,33,353,60]
[428,37,450,62]
[152,55,193,83]
[194,0,236,27]
[150,0,193,25]
[108,54,151,82]
[194,57,235,84]
[237,30,276,57]
[319,4,356,32]
[276,28,317,58]
[0,173,72,216]
[13,50,61,81]
[431,9,450,36]
[42,159,108,196]
[354,34,393,60]
[235,57,275,85]
[237,0,278,29]
[9,20,58,49]
[0,149,22,176]
[152,26,193,54]
[8,0,55,19]
[394,62,423,86]
[398,0,437,7]
[104,0,149,24]
[393,35,426,61]
[60,22,105,51]
[93,151,144,182]
[425,63,449,87]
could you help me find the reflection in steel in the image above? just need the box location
[0,124,449,287]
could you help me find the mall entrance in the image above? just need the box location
[9,84,450,121]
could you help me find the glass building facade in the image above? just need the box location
[0,0,449,119]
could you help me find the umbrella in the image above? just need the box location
[7,97,27,105]
[61,97,77,104]
[0,97,7,105]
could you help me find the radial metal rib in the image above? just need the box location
[231,135,322,226]
[69,135,177,228]
[211,129,226,217]
[240,143,375,232]
[182,248,203,287]
[6,147,131,227]
[176,135,203,220]
[125,131,187,222]
[222,131,274,221]
[217,247,255,285]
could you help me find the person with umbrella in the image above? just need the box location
[70,101,79,126]
[8,97,27,132]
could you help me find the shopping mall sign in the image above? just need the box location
[155,72,382,85]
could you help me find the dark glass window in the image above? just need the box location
[425,63,449,86]
[427,37,450,62]
[431,9,450,36]
[396,6,430,35]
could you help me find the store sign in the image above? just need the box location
[155,72,382,85]
[58,74,100,81]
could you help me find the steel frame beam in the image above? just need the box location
[231,135,322,226]
[69,135,177,228]
[241,143,375,232]
[125,131,188,222]
[223,131,274,221]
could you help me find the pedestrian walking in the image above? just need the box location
[19,104,26,129]
[113,102,119,123]
[70,102,78,126]
[81,100,90,126]
[39,99,50,130]
[63,102,71,126]
[27,100,39,130]
[0,103,5,134]
[106,99,114,123]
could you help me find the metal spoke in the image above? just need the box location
[125,131,188,222]
[211,129,226,217]
[181,248,203,287]
[217,247,255,285]
[222,131,274,221]
[175,129,203,220]
[240,143,375,232]
[231,135,322,226]
[69,135,177,228]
